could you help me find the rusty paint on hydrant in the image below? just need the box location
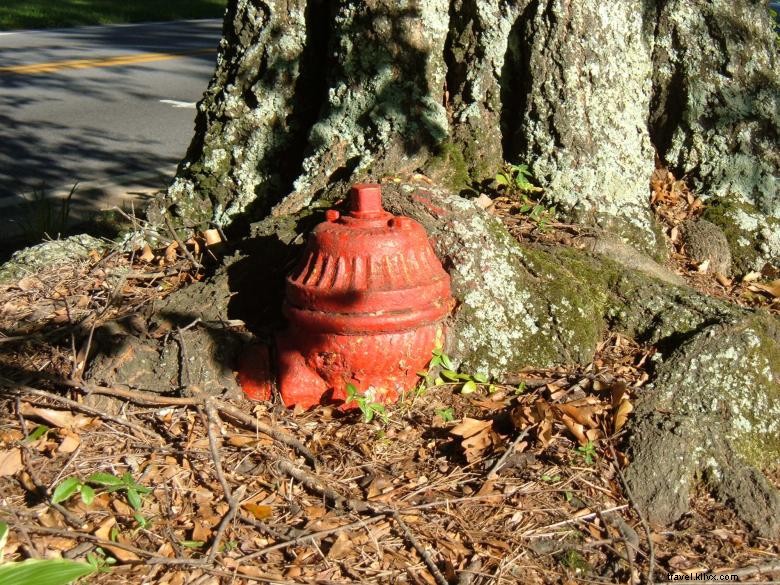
[239,183,455,409]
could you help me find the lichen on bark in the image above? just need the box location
[651,0,780,219]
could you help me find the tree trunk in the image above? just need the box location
[150,0,778,262]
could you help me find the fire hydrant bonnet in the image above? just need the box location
[284,184,452,335]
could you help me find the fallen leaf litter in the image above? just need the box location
[0,188,778,584]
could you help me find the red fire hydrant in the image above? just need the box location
[239,183,454,409]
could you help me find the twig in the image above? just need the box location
[523,504,629,536]
[485,428,530,480]
[238,516,385,562]
[718,561,780,579]
[78,382,319,467]
[217,402,319,468]
[2,380,163,443]
[276,459,387,514]
[607,441,655,585]
[393,511,448,585]
[203,398,240,563]
[163,213,202,269]
[19,525,153,559]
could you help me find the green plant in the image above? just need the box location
[426,348,489,394]
[85,548,116,573]
[345,384,389,424]
[52,472,151,511]
[495,163,541,194]
[20,183,78,243]
[495,163,557,231]
[0,521,97,584]
[575,441,597,465]
[435,407,455,422]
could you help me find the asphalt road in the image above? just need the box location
[0,19,222,227]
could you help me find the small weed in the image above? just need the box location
[559,549,589,573]
[495,163,556,231]
[86,548,116,573]
[345,384,389,424]
[52,471,151,511]
[19,183,78,243]
[427,348,489,395]
[435,407,455,422]
[575,441,597,465]
[540,473,561,483]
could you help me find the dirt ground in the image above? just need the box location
[0,172,778,584]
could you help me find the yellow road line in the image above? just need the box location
[0,48,214,75]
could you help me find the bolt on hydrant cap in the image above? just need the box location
[349,183,384,218]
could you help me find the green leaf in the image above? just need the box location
[439,353,454,370]
[429,355,442,368]
[435,407,455,423]
[494,173,510,186]
[51,477,81,504]
[79,485,96,506]
[461,380,478,394]
[431,347,442,357]
[86,472,123,487]
[25,425,50,443]
[439,369,460,381]
[126,488,142,511]
[0,558,96,585]
[179,540,205,549]
[133,513,149,529]
[0,521,8,562]
[473,373,489,384]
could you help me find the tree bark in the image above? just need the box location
[150,0,778,264]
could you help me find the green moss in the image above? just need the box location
[423,141,471,192]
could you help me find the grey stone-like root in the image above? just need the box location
[625,315,780,539]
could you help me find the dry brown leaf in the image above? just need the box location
[17,276,44,291]
[715,272,732,288]
[20,404,94,429]
[585,428,603,442]
[192,518,213,542]
[227,435,256,447]
[185,238,200,256]
[327,531,352,560]
[56,429,81,454]
[139,244,155,263]
[164,242,178,264]
[0,448,22,476]
[462,427,493,462]
[750,279,780,298]
[613,400,634,433]
[558,403,598,429]
[560,414,588,445]
[94,517,140,562]
[450,418,492,439]
[243,503,273,520]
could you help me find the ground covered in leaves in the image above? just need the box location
[1,176,779,584]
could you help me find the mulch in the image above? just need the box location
[0,175,778,584]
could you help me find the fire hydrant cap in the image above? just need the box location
[284,184,454,334]
[350,183,383,217]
